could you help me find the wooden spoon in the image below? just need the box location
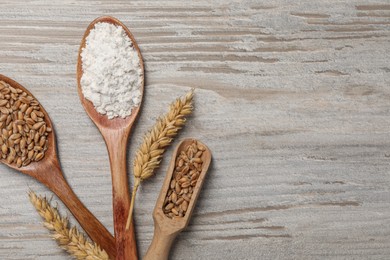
[0,74,116,258]
[77,16,144,260]
[144,139,211,260]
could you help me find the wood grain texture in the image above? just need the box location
[0,0,389,259]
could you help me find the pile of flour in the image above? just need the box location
[80,22,142,119]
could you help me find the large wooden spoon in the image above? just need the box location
[0,74,116,258]
[77,16,144,260]
[144,139,212,260]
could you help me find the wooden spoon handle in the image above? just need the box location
[46,165,116,258]
[105,130,138,260]
[144,224,178,260]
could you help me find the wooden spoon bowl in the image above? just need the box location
[77,16,144,130]
[77,16,144,260]
[144,138,212,260]
[0,74,116,258]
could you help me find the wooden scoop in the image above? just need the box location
[144,139,211,260]
[77,16,144,260]
[0,74,116,258]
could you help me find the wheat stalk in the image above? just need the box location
[29,191,109,260]
[126,89,194,229]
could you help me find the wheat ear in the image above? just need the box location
[29,191,109,260]
[126,89,194,229]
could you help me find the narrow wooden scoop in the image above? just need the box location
[144,139,211,260]
[77,16,144,260]
[0,74,116,258]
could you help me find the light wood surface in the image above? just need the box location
[0,0,389,259]
[145,139,211,260]
[77,16,144,260]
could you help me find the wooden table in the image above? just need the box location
[0,1,389,259]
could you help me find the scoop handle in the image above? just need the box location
[144,224,178,260]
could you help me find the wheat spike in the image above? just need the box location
[126,89,194,229]
[28,191,109,260]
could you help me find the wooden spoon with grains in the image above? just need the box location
[0,74,116,258]
[144,138,212,260]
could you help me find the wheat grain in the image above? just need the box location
[163,140,204,218]
[0,80,51,167]
[29,191,109,260]
[125,89,194,230]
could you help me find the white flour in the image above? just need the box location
[80,22,142,119]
